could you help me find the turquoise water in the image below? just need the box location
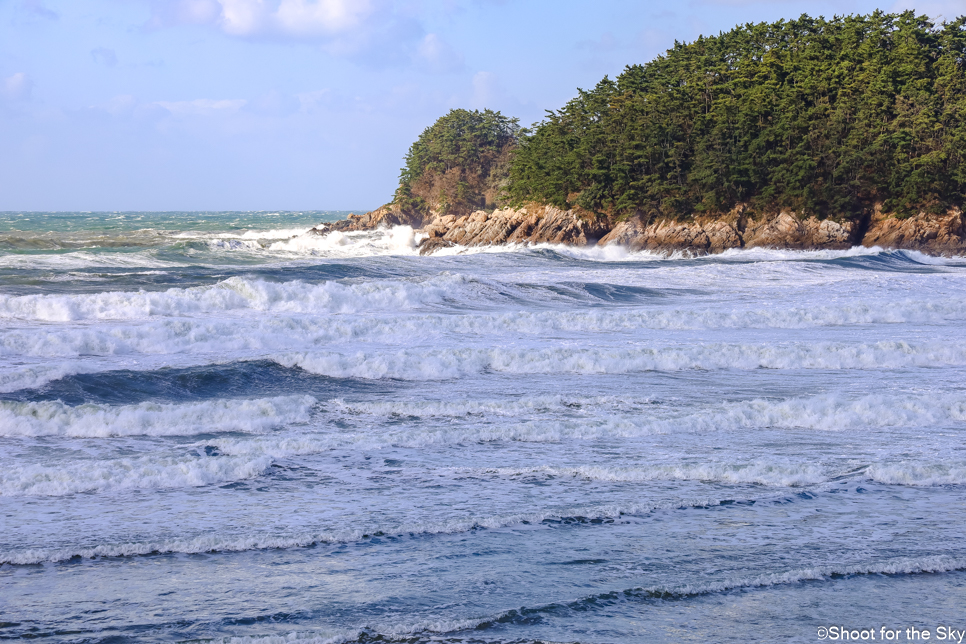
[2,212,966,643]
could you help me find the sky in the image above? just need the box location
[2,0,964,211]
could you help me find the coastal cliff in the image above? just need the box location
[312,203,966,255]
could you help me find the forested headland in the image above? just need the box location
[507,10,966,222]
[321,11,966,254]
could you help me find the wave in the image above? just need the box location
[267,226,419,257]
[868,462,966,486]
[325,390,966,431]
[172,227,312,241]
[271,340,966,379]
[0,360,103,394]
[0,497,746,564]
[0,450,275,497]
[134,555,966,643]
[0,274,469,322]
[469,555,966,631]
[0,250,177,270]
[470,463,829,487]
[211,393,966,452]
[409,240,963,266]
[4,298,966,361]
[0,395,316,437]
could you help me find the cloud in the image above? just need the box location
[19,0,58,20]
[91,47,118,67]
[97,95,138,117]
[150,0,377,38]
[145,0,459,68]
[2,73,33,102]
[416,33,464,72]
[247,89,300,115]
[297,89,332,113]
[155,98,248,115]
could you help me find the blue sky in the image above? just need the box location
[1,0,962,211]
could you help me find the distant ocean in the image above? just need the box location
[3,211,966,643]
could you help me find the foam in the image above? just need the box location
[0,395,316,437]
[0,451,275,497]
[4,297,966,365]
[0,274,467,322]
[272,340,966,380]
[0,251,176,270]
[868,462,966,486]
[636,555,966,598]
[209,391,966,454]
[173,227,311,241]
[267,226,418,257]
[0,361,94,393]
[474,463,829,487]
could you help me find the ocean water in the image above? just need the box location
[3,211,966,644]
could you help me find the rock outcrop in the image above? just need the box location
[596,208,860,253]
[417,205,609,255]
[861,206,966,253]
[311,202,966,256]
[310,204,423,235]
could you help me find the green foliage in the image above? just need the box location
[395,109,521,215]
[507,11,966,220]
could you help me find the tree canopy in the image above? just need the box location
[395,108,520,217]
[505,11,966,220]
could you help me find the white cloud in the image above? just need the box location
[154,0,377,38]
[297,89,332,113]
[155,98,248,115]
[416,33,464,72]
[2,73,33,101]
[274,0,373,36]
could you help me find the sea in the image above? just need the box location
[2,210,966,644]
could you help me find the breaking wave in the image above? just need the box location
[272,341,966,379]
[0,395,316,437]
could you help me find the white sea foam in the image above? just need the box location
[326,390,966,430]
[0,251,177,270]
[474,463,829,487]
[654,555,966,597]
[272,340,966,380]
[0,451,275,497]
[0,395,316,438]
[210,391,966,454]
[0,274,466,322]
[868,462,966,486]
[173,227,311,241]
[0,361,94,393]
[268,226,418,257]
[5,298,966,362]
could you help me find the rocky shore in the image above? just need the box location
[312,203,966,256]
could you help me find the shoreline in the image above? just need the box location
[311,203,966,257]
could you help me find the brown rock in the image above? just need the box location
[862,208,966,253]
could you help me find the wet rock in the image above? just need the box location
[417,237,456,255]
